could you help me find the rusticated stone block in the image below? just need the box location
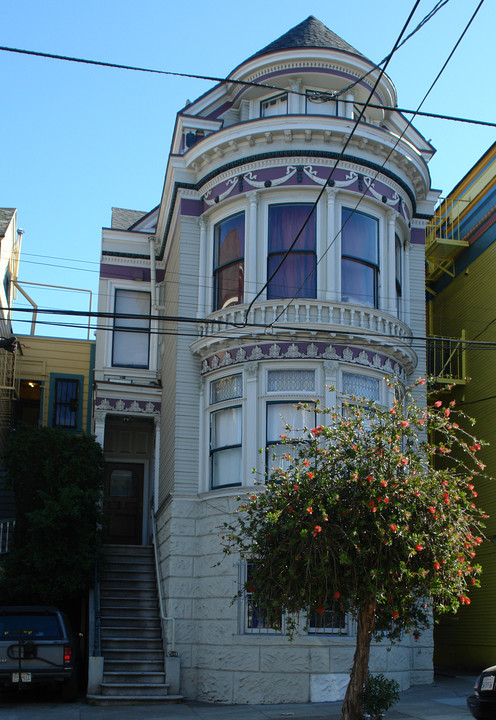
[194,643,260,671]
[310,645,331,673]
[197,619,236,645]
[234,671,309,704]
[310,672,350,702]
[260,646,310,673]
[197,669,234,703]
[329,643,355,671]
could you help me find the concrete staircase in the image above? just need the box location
[87,544,182,705]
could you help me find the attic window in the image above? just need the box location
[261,93,288,118]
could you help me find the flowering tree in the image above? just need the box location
[223,378,488,720]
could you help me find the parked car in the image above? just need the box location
[0,606,79,701]
[467,665,496,719]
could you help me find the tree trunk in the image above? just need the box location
[341,597,376,720]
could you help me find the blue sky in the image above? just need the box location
[2,0,494,339]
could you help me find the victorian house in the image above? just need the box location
[92,17,439,704]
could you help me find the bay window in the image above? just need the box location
[267,204,316,299]
[213,213,245,310]
[112,289,151,368]
[341,208,379,308]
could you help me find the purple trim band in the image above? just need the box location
[100,264,165,282]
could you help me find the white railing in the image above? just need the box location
[198,300,412,344]
[0,518,15,554]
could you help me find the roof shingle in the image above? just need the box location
[248,16,364,61]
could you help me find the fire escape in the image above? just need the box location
[426,198,468,385]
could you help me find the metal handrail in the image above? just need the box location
[0,518,15,554]
[151,511,176,655]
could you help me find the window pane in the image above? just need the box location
[261,93,288,117]
[211,407,241,449]
[53,379,78,428]
[268,205,316,300]
[214,261,244,309]
[214,213,245,310]
[267,369,315,393]
[308,602,347,634]
[267,402,315,443]
[306,92,337,116]
[113,331,150,367]
[245,564,280,632]
[214,214,245,267]
[113,289,151,367]
[211,374,242,404]
[342,373,380,401]
[269,205,315,252]
[341,258,376,307]
[114,290,150,329]
[211,447,242,488]
[268,253,316,299]
[341,209,378,264]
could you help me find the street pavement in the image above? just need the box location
[0,673,477,720]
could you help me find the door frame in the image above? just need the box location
[103,458,150,545]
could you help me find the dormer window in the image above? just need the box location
[261,93,288,118]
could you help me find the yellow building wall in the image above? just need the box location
[15,335,95,434]
[430,241,496,670]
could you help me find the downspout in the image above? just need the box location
[149,236,157,312]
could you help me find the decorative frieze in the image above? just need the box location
[94,397,161,415]
[200,342,407,381]
[201,162,410,221]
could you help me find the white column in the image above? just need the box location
[346,92,355,119]
[198,380,206,492]
[93,410,106,448]
[245,191,258,304]
[386,210,397,315]
[243,362,258,485]
[198,217,207,317]
[403,237,411,327]
[323,361,339,409]
[326,187,339,302]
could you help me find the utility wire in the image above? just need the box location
[2,4,495,130]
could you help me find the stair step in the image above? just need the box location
[100,589,157,601]
[100,611,160,623]
[100,683,169,697]
[86,693,183,706]
[104,660,165,672]
[103,672,166,684]
[100,599,158,611]
[101,626,161,639]
[102,639,163,651]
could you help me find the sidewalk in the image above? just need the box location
[0,673,476,720]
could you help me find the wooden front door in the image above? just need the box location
[103,463,144,545]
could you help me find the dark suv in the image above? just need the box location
[0,606,79,701]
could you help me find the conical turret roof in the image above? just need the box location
[248,15,364,61]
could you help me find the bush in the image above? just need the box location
[361,673,400,719]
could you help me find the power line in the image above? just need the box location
[1,5,494,131]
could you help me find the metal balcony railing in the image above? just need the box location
[427,334,466,383]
